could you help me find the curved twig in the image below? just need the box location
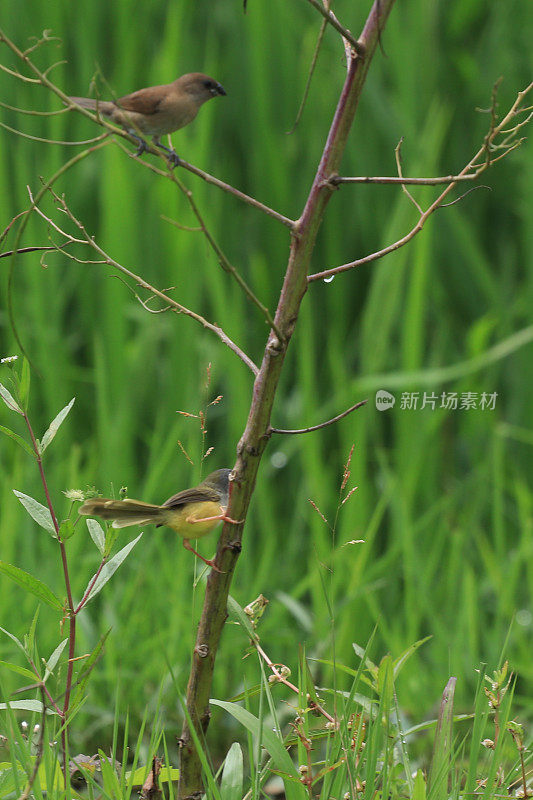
[269,399,367,435]
[33,188,260,376]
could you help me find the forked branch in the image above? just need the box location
[309,81,533,282]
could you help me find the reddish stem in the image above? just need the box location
[23,411,77,778]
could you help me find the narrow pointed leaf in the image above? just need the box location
[13,491,56,535]
[0,625,27,655]
[393,636,432,677]
[0,660,38,682]
[26,607,40,655]
[86,518,105,554]
[19,357,31,409]
[428,677,456,800]
[0,699,58,713]
[210,699,304,790]
[227,594,257,639]
[0,425,34,457]
[0,561,62,610]
[220,742,243,800]
[40,397,75,453]
[44,639,68,681]
[413,769,427,800]
[0,383,23,414]
[82,534,142,605]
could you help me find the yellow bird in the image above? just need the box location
[79,469,233,569]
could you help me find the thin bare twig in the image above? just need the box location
[176,158,295,229]
[0,63,40,83]
[0,121,109,147]
[0,100,70,116]
[331,173,479,185]
[394,138,422,214]
[286,10,329,135]
[0,245,64,259]
[331,98,532,186]
[269,399,367,435]
[166,172,285,341]
[30,188,260,376]
[302,0,365,56]
[161,215,202,233]
[113,275,172,314]
[309,81,533,282]
[254,641,336,725]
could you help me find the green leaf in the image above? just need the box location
[428,677,456,800]
[0,425,34,457]
[81,534,142,606]
[413,769,427,800]
[13,490,57,536]
[377,654,394,707]
[210,699,305,798]
[0,660,39,682]
[97,751,121,797]
[0,561,63,611]
[104,526,119,558]
[0,382,23,414]
[393,636,432,678]
[0,765,27,796]
[227,594,258,640]
[0,699,58,713]
[44,639,68,681]
[59,519,76,541]
[40,397,75,453]
[19,358,31,410]
[86,518,105,554]
[220,743,243,800]
[127,765,180,786]
[26,606,40,656]
[0,625,27,656]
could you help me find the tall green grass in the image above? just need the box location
[1,0,532,757]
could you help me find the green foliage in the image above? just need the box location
[0,0,532,775]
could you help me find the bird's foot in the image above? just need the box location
[130,136,149,159]
[154,140,180,168]
[187,512,244,526]
[183,539,223,572]
[166,150,181,168]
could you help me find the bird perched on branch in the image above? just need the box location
[70,72,226,165]
[79,469,236,569]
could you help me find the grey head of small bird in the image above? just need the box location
[200,468,232,506]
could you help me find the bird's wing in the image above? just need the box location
[115,86,166,116]
[162,485,221,508]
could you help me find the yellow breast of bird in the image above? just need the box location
[160,500,223,539]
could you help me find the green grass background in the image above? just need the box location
[1,0,532,758]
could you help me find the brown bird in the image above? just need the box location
[70,72,226,165]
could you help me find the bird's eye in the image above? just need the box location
[203,80,215,90]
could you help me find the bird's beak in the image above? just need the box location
[213,82,226,97]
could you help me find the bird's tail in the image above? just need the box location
[69,97,115,115]
[79,498,164,529]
